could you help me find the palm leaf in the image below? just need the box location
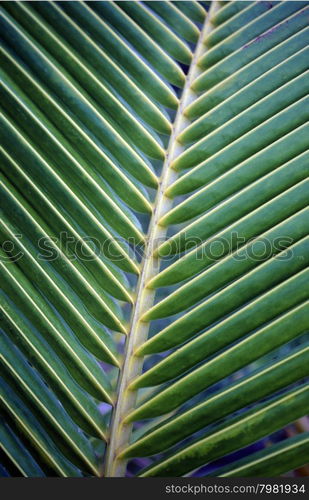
[1,0,308,478]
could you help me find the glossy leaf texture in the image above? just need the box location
[1,0,308,478]
[0,0,184,476]
[117,0,309,477]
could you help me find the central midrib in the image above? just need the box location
[104,2,219,477]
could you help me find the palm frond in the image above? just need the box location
[1,0,308,478]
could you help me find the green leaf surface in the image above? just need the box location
[1,0,307,478]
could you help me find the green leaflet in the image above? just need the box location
[116,2,192,64]
[205,1,278,49]
[32,1,172,134]
[167,120,308,198]
[136,270,309,385]
[0,183,126,333]
[1,303,107,439]
[173,2,206,24]
[141,238,309,353]
[139,385,309,476]
[0,149,132,303]
[162,150,308,228]
[194,7,309,92]
[121,344,309,455]
[165,124,308,212]
[157,179,308,258]
[213,432,309,477]
[1,115,141,275]
[173,91,308,172]
[1,333,99,475]
[198,1,306,69]
[90,2,186,88]
[0,378,83,477]
[0,8,159,190]
[59,1,178,109]
[187,28,308,119]
[1,83,144,249]
[180,48,308,144]
[3,2,165,162]
[0,419,46,477]
[147,209,308,318]
[0,48,153,215]
[0,248,117,398]
[144,1,200,43]
[129,303,309,417]
[211,1,254,27]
